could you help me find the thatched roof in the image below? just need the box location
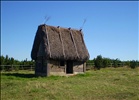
[31,24,89,61]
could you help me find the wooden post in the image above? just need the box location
[11,65,13,71]
[83,62,86,72]
[31,65,32,71]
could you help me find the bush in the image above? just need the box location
[130,60,137,69]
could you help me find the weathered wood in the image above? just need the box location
[35,56,49,76]
[69,29,79,58]
[83,62,86,72]
[45,25,51,58]
[58,27,65,58]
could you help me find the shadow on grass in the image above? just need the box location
[2,73,36,78]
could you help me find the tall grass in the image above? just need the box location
[1,67,139,100]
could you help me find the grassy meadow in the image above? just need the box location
[1,67,139,100]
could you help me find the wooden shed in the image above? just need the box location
[31,24,89,76]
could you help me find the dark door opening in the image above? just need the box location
[66,60,73,74]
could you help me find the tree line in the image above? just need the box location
[0,55,35,71]
[0,55,139,71]
[87,55,139,70]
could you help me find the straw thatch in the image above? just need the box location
[31,24,89,61]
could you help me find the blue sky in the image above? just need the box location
[1,1,138,61]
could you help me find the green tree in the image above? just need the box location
[5,55,9,65]
[0,56,5,70]
[11,57,14,65]
[113,58,120,68]
[103,58,111,68]
[94,55,103,70]
[0,55,5,65]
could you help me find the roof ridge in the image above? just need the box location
[40,24,81,31]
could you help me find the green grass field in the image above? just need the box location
[1,67,139,100]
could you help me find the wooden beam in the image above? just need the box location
[58,27,65,58]
[69,29,79,58]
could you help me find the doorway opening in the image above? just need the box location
[66,60,73,74]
